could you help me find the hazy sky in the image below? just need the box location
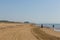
[0,0,60,23]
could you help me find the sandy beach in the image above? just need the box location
[0,23,60,40]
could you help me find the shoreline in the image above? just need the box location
[40,27,60,37]
[54,28,60,32]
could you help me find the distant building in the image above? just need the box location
[24,21,29,23]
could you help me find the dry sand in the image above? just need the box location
[0,23,38,40]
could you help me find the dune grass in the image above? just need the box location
[32,27,60,40]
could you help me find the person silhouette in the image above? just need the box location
[41,24,43,28]
[53,25,54,28]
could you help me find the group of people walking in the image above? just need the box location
[41,24,55,28]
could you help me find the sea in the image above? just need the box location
[36,24,60,31]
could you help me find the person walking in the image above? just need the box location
[41,24,43,28]
[52,25,54,30]
[53,25,54,28]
